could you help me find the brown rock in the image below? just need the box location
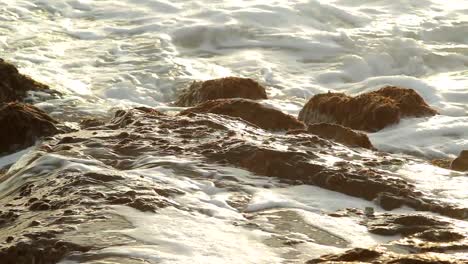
[307,247,458,264]
[288,123,373,149]
[0,102,58,155]
[0,59,50,103]
[175,77,267,106]
[450,150,468,172]
[431,158,452,169]
[79,118,105,129]
[299,86,438,132]
[179,98,305,131]
[366,214,449,236]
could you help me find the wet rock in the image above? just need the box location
[109,106,164,129]
[414,229,465,243]
[430,158,452,169]
[1,105,466,263]
[450,150,468,172]
[288,123,374,149]
[308,248,380,263]
[79,118,106,129]
[366,214,449,236]
[84,172,125,182]
[97,108,468,219]
[179,98,305,131]
[0,238,91,264]
[0,102,58,155]
[0,59,52,103]
[175,77,267,107]
[307,247,459,264]
[375,192,405,210]
[299,86,438,132]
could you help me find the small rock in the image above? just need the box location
[175,77,268,107]
[288,123,374,149]
[450,150,468,172]
[0,102,58,155]
[179,98,305,131]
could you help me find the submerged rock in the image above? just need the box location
[288,123,374,149]
[298,86,438,132]
[175,77,268,107]
[0,102,58,155]
[450,150,468,172]
[0,59,51,103]
[179,98,305,131]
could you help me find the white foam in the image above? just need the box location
[370,115,468,157]
[97,205,282,264]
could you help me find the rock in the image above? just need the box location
[307,248,381,263]
[415,230,465,242]
[298,86,438,132]
[307,247,459,264]
[288,123,373,149]
[430,158,452,169]
[101,108,467,219]
[450,150,468,172]
[1,106,465,263]
[375,192,405,210]
[179,98,305,131]
[0,102,58,155]
[79,118,105,129]
[0,59,50,103]
[175,77,267,107]
[366,214,449,236]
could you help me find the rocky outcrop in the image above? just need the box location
[102,108,466,219]
[288,123,374,149]
[450,150,468,172]
[0,59,51,103]
[299,86,438,132]
[1,106,466,263]
[179,98,305,131]
[175,77,267,107]
[0,102,58,155]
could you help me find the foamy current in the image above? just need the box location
[1,1,468,263]
[1,0,467,157]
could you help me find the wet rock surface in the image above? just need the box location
[87,108,466,220]
[307,247,462,264]
[316,210,468,263]
[0,59,53,103]
[450,150,468,172]
[0,102,59,155]
[0,152,183,263]
[0,106,466,263]
[180,98,305,131]
[175,77,268,106]
[288,123,374,149]
[298,86,438,132]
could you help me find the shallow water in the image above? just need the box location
[1,0,468,263]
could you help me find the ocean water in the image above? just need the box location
[2,0,468,157]
[1,0,468,263]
